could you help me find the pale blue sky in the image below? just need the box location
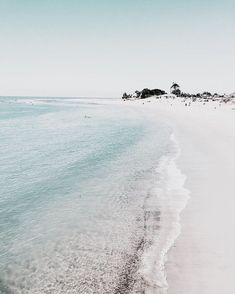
[0,0,234,97]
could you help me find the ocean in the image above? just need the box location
[0,97,185,294]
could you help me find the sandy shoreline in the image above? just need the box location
[122,96,235,293]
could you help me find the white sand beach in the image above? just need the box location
[123,97,235,293]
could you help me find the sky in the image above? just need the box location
[0,0,234,97]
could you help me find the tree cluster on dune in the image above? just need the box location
[122,83,234,101]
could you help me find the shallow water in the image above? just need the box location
[0,97,175,293]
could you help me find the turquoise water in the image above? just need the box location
[0,97,172,293]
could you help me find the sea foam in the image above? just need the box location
[136,134,190,294]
